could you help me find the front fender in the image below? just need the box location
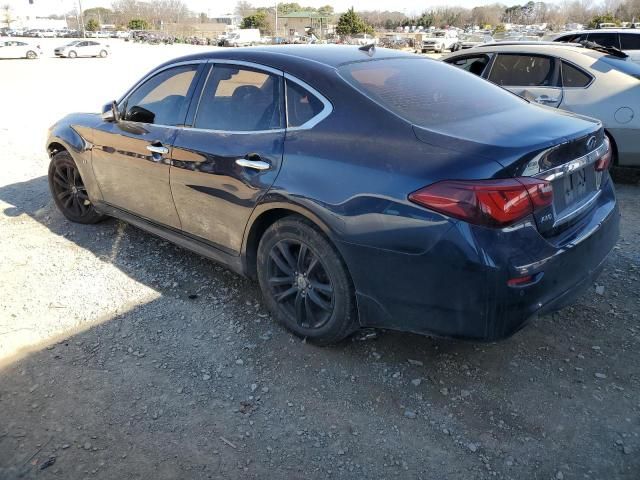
[46,113,103,203]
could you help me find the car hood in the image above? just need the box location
[413,102,603,177]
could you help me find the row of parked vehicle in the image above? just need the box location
[0,39,111,59]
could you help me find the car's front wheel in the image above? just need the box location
[99,49,108,57]
[26,50,37,59]
[48,151,105,224]
[68,50,77,58]
[257,217,358,345]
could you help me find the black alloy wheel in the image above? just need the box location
[48,151,105,224]
[267,239,334,329]
[257,217,358,345]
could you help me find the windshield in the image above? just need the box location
[464,35,485,42]
[338,57,526,128]
[65,41,80,46]
[433,32,446,37]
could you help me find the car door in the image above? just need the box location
[586,32,620,50]
[3,41,18,58]
[487,53,563,107]
[619,33,640,63]
[91,62,204,228]
[170,62,286,254]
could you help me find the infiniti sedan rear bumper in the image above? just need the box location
[338,177,620,341]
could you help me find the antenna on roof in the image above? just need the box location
[358,43,376,57]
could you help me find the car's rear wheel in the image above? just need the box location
[68,50,77,58]
[48,151,105,224]
[257,217,358,345]
[26,50,37,59]
[99,49,108,57]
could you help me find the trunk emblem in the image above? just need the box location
[586,136,597,151]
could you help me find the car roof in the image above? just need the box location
[459,43,600,56]
[161,45,415,70]
[557,28,640,35]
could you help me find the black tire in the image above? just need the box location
[99,49,108,57]
[48,151,106,224]
[257,217,358,345]
[68,50,77,58]
[26,50,37,59]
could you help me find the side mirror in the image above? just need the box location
[101,100,120,122]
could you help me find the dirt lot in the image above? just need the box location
[1,39,639,479]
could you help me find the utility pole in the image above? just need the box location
[77,0,85,37]
[274,1,278,38]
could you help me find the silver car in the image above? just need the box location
[443,43,640,167]
[54,40,111,58]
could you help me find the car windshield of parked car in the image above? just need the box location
[65,41,81,46]
[338,58,525,128]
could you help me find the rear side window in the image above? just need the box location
[338,57,525,128]
[194,65,283,131]
[286,80,324,127]
[620,33,640,50]
[488,54,558,87]
[587,32,620,49]
[561,61,592,87]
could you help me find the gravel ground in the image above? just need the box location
[1,39,639,479]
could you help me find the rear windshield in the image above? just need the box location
[338,57,526,128]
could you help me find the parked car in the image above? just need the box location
[443,42,640,166]
[552,29,640,63]
[45,46,619,345]
[54,40,110,58]
[224,29,260,47]
[421,30,459,53]
[0,40,41,59]
[459,33,493,49]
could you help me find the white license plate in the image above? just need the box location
[563,168,588,206]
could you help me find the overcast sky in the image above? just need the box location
[23,0,567,18]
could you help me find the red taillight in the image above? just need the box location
[409,177,553,227]
[595,137,612,171]
[507,275,534,287]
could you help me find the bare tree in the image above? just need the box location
[2,4,15,29]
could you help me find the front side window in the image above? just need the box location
[446,54,492,76]
[488,54,558,87]
[286,80,324,127]
[194,65,283,131]
[587,32,620,49]
[122,64,198,126]
[561,61,592,88]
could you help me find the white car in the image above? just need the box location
[54,40,111,58]
[0,40,41,59]
[422,30,459,53]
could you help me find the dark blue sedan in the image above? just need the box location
[46,45,619,344]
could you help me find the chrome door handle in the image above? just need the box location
[535,95,559,104]
[146,145,169,155]
[235,158,270,170]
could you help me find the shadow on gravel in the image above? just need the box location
[1,176,639,479]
